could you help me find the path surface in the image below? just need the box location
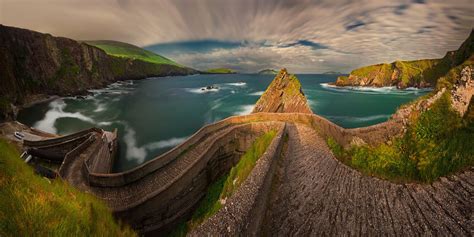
[264,123,473,236]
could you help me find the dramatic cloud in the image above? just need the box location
[1,0,473,73]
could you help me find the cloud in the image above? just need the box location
[2,0,473,73]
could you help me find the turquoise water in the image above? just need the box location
[17,74,429,171]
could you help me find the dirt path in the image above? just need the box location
[263,123,473,236]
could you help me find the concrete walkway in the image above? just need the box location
[263,123,473,236]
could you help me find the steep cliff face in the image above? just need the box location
[336,29,474,89]
[0,25,197,120]
[252,69,312,114]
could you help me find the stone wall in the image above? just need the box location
[105,122,285,234]
[190,123,286,236]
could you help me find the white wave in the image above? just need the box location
[186,87,219,94]
[319,83,432,95]
[123,125,147,163]
[145,137,187,150]
[225,82,246,86]
[122,122,188,163]
[97,121,112,126]
[33,99,94,134]
[325,114,391,122]
[235,105,254,115]
[249,91,264,96]
[94,102,106,112]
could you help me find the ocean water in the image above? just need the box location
[17,74,430,171]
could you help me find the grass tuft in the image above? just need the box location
[0,139,136,237]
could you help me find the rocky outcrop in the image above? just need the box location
[252,68,313,114]
[335,29,474,89]
[451,66,474,116]
[0,25,197,120]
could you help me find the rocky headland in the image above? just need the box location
[252,68,313,114]
[0,25,198,121]
[335,29,473,89]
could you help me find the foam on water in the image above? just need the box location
[225,82,246,86]
[235,104,255,115]
[249,91,264,96]
[320,83,432,95]
[34,99,94,134]
[324,114,391,123]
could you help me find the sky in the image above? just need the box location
[1,0,473,73]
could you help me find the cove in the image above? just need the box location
[17,74,429,171]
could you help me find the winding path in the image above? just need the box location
[263,123,473,236]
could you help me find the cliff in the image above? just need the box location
[252,68,313,114]
[336,29,474,88]
[0,25,197,120]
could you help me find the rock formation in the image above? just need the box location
[0,24,197,120]
[451,66,473,116]
[252,68,313,114]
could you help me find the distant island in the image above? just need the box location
[204,68,237,74]
[257,69,278,75]
[323,71,343,75]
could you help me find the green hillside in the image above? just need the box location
[205,68,236,74]
[336,29,474,88]
[0,139,136,236]
[86,40,183,67]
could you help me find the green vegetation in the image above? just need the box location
[327,92,474,182]
[0,139,136,236]
[170,130,277,236]
[86,40,182,67]
[283,74,303,96]
[205,68,236,74]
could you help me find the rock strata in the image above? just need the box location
[252,68,313,114]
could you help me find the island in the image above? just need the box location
[257,69,278,75]
[204,68,237,74]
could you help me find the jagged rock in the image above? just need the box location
[252,68,313,114]
[451,66,473,116]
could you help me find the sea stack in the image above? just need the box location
[252,68,313,114]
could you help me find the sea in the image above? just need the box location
[17,74,431,171]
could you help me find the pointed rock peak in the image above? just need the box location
[252,68,313,114]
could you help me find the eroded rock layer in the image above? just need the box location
[252,68,313,114]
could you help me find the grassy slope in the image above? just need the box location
[0,139,136,236]
[328,92,474,183]
[328,30,474,183]
[205,68,236,74]
[338,30,473,87]
[170,130,277,236]
[86,40,182,67]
